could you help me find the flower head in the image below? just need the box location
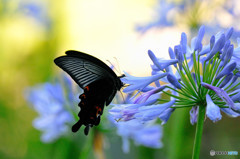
[25,76,79,142]
[109,25,240,153]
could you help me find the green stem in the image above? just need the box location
[192,106,205,159]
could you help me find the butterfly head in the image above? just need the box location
[116,74,125,90]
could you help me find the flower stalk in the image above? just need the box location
[192,105,205,159]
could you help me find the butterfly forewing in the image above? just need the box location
[55,57,110,88]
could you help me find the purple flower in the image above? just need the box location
[231,75,238,84]
[216,62,236,79]
[148,50,178,70]
[205,34,226,61]
[167,73,181,89]
[221,40,231,60]
[169,47,176,60]
[210,35,215,50]
[109,98,174,151]
[232,38,240,60]
[135,0,174,33]
[134,100,175,122]
[222,44,234,67]
[225,27,234,40]
[159,108,175,125]
[201,82,235,110]
[133,86,166,104]
[111,26,240,153]
[206,94,222,122]
[133,125,163,148]
[18,1,51,28]
[180,32,187,54]
[25,79,76,142]
[221,108,240,117]
[233,103,240,113]
[115,119,163,153]
[194,25,205,52]
[219,73,233,88]
[121,72,167,93]
[190,106,198,125]
[174,45,184,70]
[109,104,141,121]
[230,91,240,102]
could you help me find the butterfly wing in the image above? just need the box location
[54,50,119,89]
[54,50,123,135]
[73,78,115,135]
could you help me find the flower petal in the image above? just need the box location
[230,91,240,102]
[158,108,175,125]
[190,106,198,125]
[134,100,175,122]
[148,50,163,70]
[225,27,234,40]
[219,73,233,88]
[180,32,187,54]
[221,108,240,117]
[194,25,205,51]
[206,94,222,122]
[222,44,234,67]
[122,72,167,93]
[205,34,225,61]
[201,82,235,109]
[220,40,231,60]
[133,125,163,148]
[168,47,176,59]
[167,73,181,89]
[210,35,215,50]
[216,62,236,79]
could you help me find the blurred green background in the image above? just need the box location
[0,0,240,159]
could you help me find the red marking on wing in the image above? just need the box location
[80,94,86,99]
[84,86,90,91]
[95,106,102,117]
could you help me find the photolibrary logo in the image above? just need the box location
[210,150,238,156]
[210,150,215,156]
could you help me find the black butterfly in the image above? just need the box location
[54,50,124,135]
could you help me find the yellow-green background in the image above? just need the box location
[0,0,240,159]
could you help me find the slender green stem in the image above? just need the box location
[192,106,206,159]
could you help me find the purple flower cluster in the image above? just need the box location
[136,0,240,37]
[25,76,79,142]
[18,1,51,28]
[109,26,240,152]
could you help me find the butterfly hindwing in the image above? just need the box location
[54,50,123,135]
[72,78,115,135]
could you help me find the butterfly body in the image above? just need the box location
[54,51,124,135]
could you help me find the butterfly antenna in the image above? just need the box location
[106,60,115,70]
[114,57,122,75]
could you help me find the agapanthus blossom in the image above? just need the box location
[136,0,240,37]
[109,26,240,152]
[25,76,79,142]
